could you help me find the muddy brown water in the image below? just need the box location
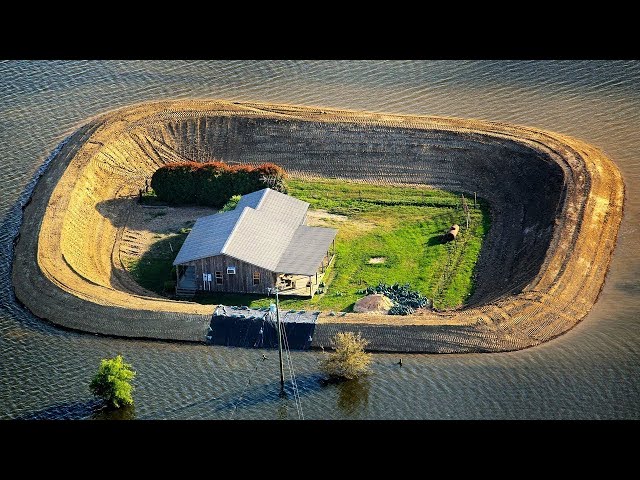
[0,60,638,419]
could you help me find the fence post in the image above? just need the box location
[462,194,469,229]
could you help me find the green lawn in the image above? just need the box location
[125,177,490,312]
[123,233,187,295]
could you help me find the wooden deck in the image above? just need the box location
[277,253,335,297]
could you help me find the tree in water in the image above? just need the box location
[89,355,136,409]
[321,332,372,380]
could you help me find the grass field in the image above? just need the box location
[125,177,490,312]
[123,233,187,294]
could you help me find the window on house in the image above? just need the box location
[253,271,260,285]
[227,266,236,275]
[215,271,223,285]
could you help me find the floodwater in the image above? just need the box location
[0,60,638,419]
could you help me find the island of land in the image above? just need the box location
[12,100,624,353]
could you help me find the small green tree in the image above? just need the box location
[221,194,241,212]
[321,332,372,380]
[89,355,136,408]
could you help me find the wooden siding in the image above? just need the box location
[183,254,277,294]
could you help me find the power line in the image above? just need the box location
[284,337,302,419]
[229,307,304,420]
[265,310,304,420]
[281,323,304,420]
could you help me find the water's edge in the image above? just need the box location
[11,100,624,353]
[1,135,71,310]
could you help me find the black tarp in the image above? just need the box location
[208,313,316,350]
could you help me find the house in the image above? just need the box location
[172,188,337,297]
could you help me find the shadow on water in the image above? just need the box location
[317,375,371,417]
[616,281,640,294]
[141,373,327,419]
[336,378,370,416]
[214,372,326,417]
[182,374,370,419]
[92,404,136,420]
[15,399,134,420]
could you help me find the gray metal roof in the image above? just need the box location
[234,188,266,210]
[275,225,337,276]
[172,208,243,266]
[173,188,336,275]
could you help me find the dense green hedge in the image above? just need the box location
[150,161,287,208]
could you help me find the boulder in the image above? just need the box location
[353,294,394,314]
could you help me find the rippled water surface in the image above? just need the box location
[1,60,638,419]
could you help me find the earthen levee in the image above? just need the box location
[11,100,624,352]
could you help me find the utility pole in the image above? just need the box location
[269,287,285,389]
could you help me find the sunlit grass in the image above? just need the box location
[126,177,490,311]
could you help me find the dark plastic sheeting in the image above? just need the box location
[208,314,316,350]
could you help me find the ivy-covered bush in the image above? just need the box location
[151,161,287,208]
[360,282,431,315]
[388,304,415,315]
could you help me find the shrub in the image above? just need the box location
[89,355,136,409]
[388,304,414,315]
[221,194,241,212]
[321,332,372,380]
[150,160,288,208]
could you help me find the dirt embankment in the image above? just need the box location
[12,100,624,351]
